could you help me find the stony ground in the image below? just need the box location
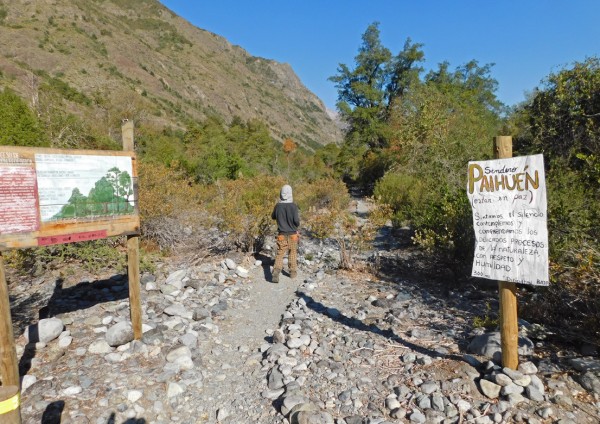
[5,202,600,424]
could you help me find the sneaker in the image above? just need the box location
[290,270,297,279]
[272,269,280,283]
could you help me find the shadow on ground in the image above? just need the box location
[296,291,464,362]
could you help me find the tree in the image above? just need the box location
[329,23,425,150]
[0,89,48,147]
[89,177,115,214]
[283,138,297,177]
[516,58,600,167]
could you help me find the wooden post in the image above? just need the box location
[494,136,519,370]
[0,386,21,423]
[122,121,142,340]
[0,254,21,424]
[0,254,19,387]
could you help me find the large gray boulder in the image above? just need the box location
[24,318,64,344]
[467,331,534,362]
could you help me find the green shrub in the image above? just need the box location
[0,89,49,147]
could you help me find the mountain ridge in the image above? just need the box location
[0,0,342,150]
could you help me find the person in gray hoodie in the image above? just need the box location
[271,184,300,283]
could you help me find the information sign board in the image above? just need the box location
[0,147,139,250]
[467,154,549,286]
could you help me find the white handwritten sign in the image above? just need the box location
[467,154,549,286]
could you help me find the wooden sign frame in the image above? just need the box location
[0,122,143,423]
[0,146,140,251]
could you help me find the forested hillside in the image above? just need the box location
[0,0,341,150]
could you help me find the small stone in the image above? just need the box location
[409,410,426,423]
[493,373,513,386]
[21,375,37,392]
[526,385,545,402]
[537,407,554,419]
[216,408,229,421]
[105,322,134,347]
[58,336,73,348]
[62,386,82,396]
[501,383,524,396]
[127,390,143,403]
[88,339,112,354]
[385,395,401,410]
[167,382,184,397]
[480,379,502,399]
[518,361,538,375]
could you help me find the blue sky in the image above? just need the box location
[159,1,599,111]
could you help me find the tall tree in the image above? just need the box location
[329,23,425,150]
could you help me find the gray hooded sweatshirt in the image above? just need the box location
[271,185,300,234]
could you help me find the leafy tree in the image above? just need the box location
[515,58,600,170]
[89,177,115,214]
[329,23,425,151]
[0,89,48,146]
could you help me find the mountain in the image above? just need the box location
[0,0,342,150]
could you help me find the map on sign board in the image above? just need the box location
[36,154,135,222]
[467,154,549,286]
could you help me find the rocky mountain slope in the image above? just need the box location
[0,0,342,150]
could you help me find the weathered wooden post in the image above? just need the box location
[122,120,142,340]
[0,254,21,423]
[0,386,21,423]
[494,135,519,370]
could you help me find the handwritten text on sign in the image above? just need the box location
[467,154,549,286]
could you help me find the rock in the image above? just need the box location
[236,265,249,278]
[25,318,64,344]
[501,383,524,396]
[167,382,184,397]
[160,284,178,295]
[467,332,534,361]
[216,408,229,421]
[21,374,37,392]
[569,358,600,372]
[225,258,236,270]
[409,410,426,423]
[293,411,334,424]
[493,373,512,387]
[62,386,82,396]
[127,390,143,403]
[192,307,211,321]
[166,345,192,363]
[537,407,554,419]
[105,322,133,347]
[267,368,285,390]
[420,381,438,394]
[529,374,545,393]
[262,389,285,400]
[88,339,112,354]
[58,336,73,348]
[165,269,187,289]
[385,395,401,410]
[578,371,600,395]
[479,379,501,399]
[163,303,193,320]
[281,394,310,416]
[525,385,545,402]
[518,361,538,375]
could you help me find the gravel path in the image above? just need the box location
[7,198,600,423]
